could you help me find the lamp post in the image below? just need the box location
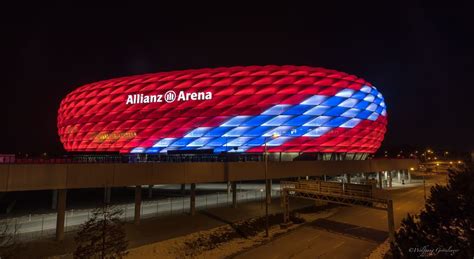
[423,173,427,201]
[264,132,280,237]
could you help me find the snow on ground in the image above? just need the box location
[126,204,338,259]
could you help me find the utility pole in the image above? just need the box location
[264,139,269,237]
[423,174,426,201]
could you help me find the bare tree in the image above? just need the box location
[0,219,20,259]
[74,204,128,258]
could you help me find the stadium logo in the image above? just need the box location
[126,91,212,105]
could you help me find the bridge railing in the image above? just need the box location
[281,179,378,199]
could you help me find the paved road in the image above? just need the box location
[236,174,444,259]
[1,183,279,237]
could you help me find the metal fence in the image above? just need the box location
[1,189,281,242]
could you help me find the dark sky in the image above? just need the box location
[2,1,473,154]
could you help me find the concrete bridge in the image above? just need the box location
[0,159,418,241]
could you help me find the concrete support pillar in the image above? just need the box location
[134,185,142,224]
[408,171,411,183]
[148,185,153,199]
[52,190,58,210]
[55,189,67,241]
[384,171,388,180]
[180,183,185,194]
[397,171,401,183]
[190,183,196,215]
[232,182,237,208]
[227,181,231,196]
[346,174,351,184]
[104,187,111,204]
[388,171,393,188]
[323,174,327,182]
[378,172,383,189]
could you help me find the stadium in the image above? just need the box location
[57,65,387,157]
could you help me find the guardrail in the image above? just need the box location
[281,180,377,198]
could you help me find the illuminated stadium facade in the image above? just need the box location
[57,65,387,157]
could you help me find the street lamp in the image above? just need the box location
[423,173,427,201]
[264,132,280,237]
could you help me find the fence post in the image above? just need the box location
[41,216,44,236]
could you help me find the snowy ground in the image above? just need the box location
[125,205,338,259]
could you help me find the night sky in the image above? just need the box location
[2,2,473,154]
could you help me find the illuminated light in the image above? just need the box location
[360,85,372,93]
[261,105,291,115]
[367,112,380,121]
[339,118,362,128]
[366,103,378,112]
[221,116,251,127]
[303,106,331,116]
[363,94,375,102]
[341,108,361,118]
[335,89,355,98]
[131,147,145,153]
[153,138,177,147]
[223,127,251,137]
[57,66,387,154]
[300,95,327,105]
[184,127,212,138]
[187,137,213,147]
[410,167,415,171]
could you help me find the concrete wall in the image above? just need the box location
[0,159,418,192]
